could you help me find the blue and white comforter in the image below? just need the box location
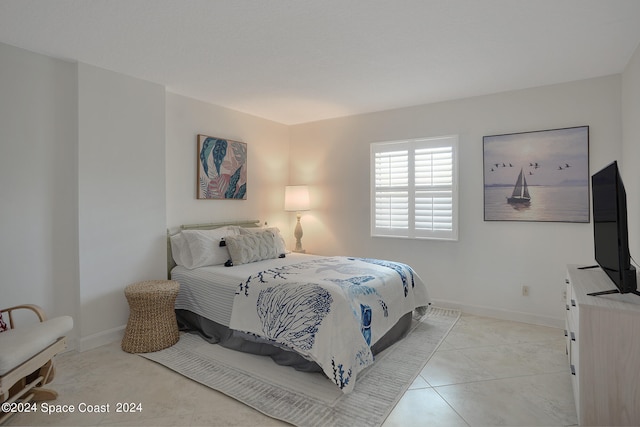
[228,256,430,393]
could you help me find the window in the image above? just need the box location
[371,135,458,240]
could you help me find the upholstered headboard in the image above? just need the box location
[166,219,261,278]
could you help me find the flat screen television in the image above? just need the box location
[587,161,639,297]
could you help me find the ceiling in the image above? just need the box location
[1,0,640,125]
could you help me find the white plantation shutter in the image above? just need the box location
[371,136,458,240]
[373,145,409,235]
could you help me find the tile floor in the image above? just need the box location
[5,314,577,426]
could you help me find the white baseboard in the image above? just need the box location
[71,305,562,352]
[77,325,125,352]
[64,336,78,353]
[431,298,564,329]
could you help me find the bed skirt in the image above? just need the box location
[175,309,413,372]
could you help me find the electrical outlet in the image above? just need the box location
[562,289,567,302]
[522,285,529,296]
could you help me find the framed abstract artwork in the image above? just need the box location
[197,134,247,200]
[483,126,589,222]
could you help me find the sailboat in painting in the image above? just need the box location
[507,168,531,205]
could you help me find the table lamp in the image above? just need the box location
[284,185,310,253]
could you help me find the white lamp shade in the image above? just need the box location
[284,185,310,211]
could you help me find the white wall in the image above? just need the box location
[290,76,622,327]
[77,64,167,350]
[0,43,168,350]
[0,43,79,331]
[622,42,640,261]
[165,93,291,234]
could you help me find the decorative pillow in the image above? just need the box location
[239,227,288,255]
[178,227,240,269]
[226,229,281,265]
[0,312,7,332]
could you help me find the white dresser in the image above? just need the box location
[565,265,640,426]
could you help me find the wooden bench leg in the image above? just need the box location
[38,359,55,384]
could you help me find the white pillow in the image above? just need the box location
[178,227,240,269]
[226,229,281,265]
[239,227,288,255]
[169,232,192,268]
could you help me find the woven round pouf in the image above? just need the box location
[121,280,180,353]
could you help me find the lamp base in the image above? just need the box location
[293,212,305,253]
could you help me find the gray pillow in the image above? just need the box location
[239,226,288,254]
[225,229,281,265]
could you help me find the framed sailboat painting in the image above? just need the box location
[483,126,589,222]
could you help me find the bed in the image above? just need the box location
[167,220,431,393]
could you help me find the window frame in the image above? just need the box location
[370,135,459,241]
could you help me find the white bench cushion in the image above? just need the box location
[0,316,73,375]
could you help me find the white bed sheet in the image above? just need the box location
[172,253,322,326]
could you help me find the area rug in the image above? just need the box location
[140,306,460,427]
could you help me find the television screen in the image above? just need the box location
[591,161,637,295]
